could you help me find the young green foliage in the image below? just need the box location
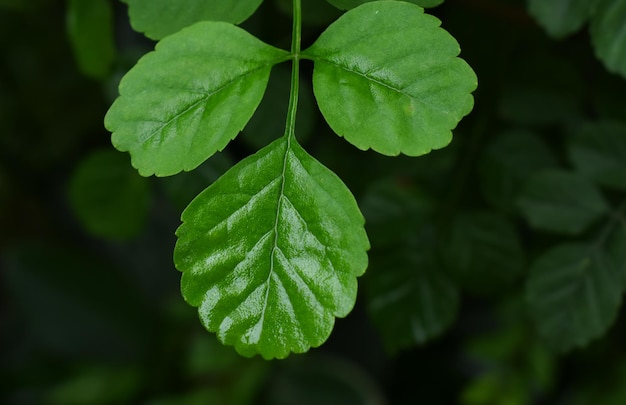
[303,2,477,156]
[175,138,369,359]
[105,23,290,176]
[106,0,476,358]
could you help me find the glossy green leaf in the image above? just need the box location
[105,22,289,177]
[174,137,369,359]
[527,0,595,38]
[303,1,476,156]
[122,0,263,40]
[327,0,444,10]
[479,130,558,212]
[440,212,524,294]
[68,149,150,240]
[590,0,626,78]
[517,170,608,235]
[526,243,623,351]
[66,0,115,79]
[567,121,626,190]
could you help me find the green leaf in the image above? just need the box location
[527,0,596,38]
[68,149,150,240]
[105,22,289,177]
[440,212,524,294]
[303,1,476,156]
[122,0,263,40]
[590,0,626,78]
[517,170,608,235]
[567,121,626,190]
[174,137,369,359]
[66,0,116,79]
[526,243,623,351]
[327,0,444,10]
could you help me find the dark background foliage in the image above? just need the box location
[1,0,626,403]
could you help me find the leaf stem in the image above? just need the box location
[285,0,301,142]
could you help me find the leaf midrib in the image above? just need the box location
[312,59,453,116]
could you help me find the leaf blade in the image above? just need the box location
[104,22,289,177]
[174,138,369,359]
[303,1,477,156]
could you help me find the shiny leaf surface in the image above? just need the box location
[303,2,476,156]
[174,137,369,359]
[105,22,289,177]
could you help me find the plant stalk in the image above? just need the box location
[285,0,301,141]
